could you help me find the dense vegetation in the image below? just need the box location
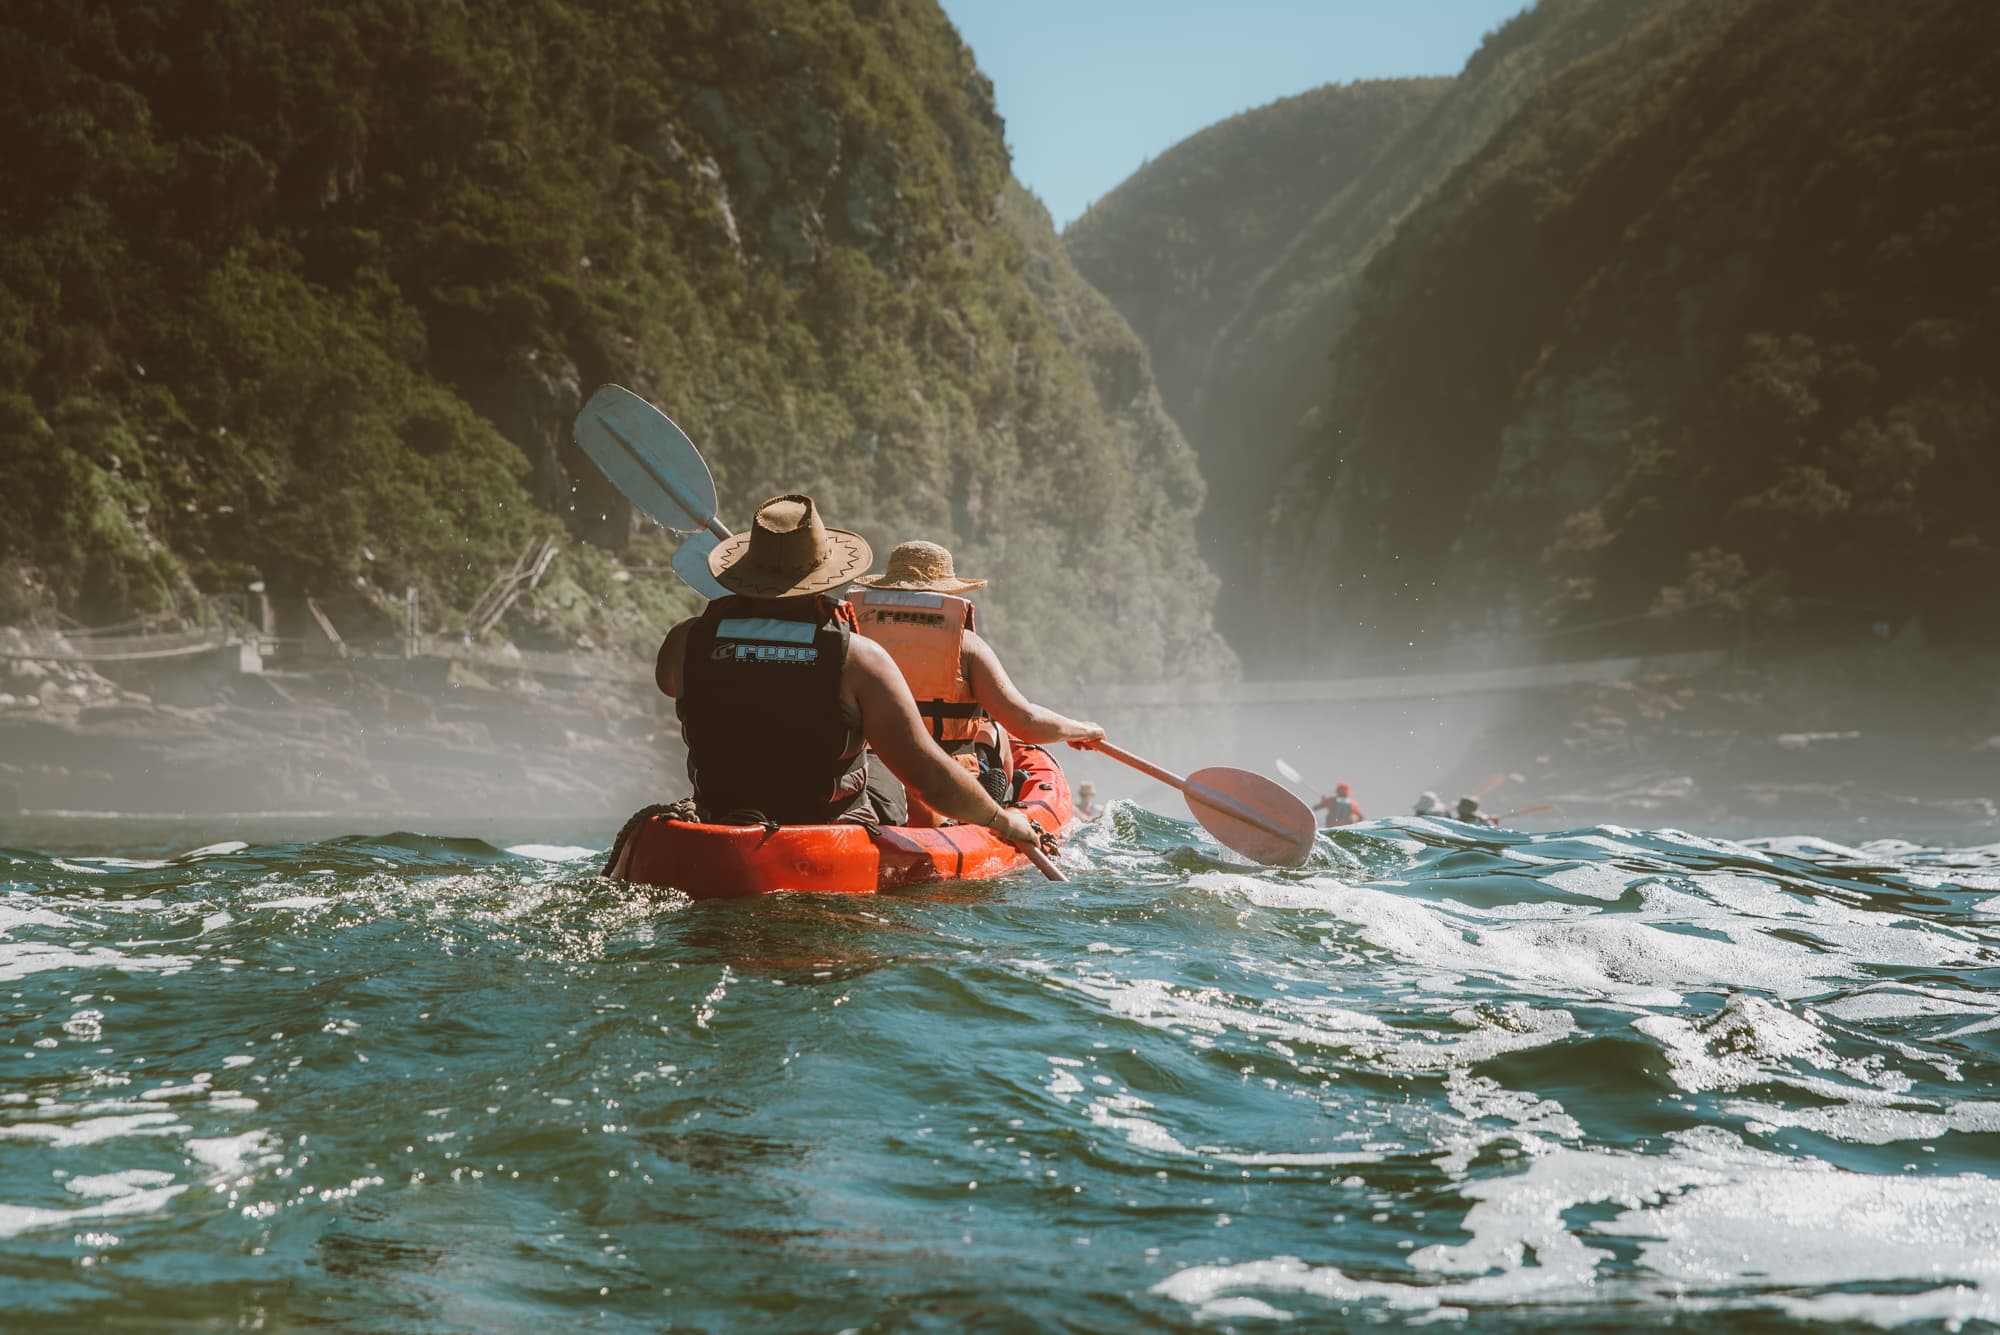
[0,0,1232,682]
[1073,0,1997,672]
[1262,0,2000,666]
[1067,0,1650,655]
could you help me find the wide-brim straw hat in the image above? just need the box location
[708,494,872,597]
[852,540,987,594]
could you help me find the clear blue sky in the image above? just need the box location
[940,0,1529,227]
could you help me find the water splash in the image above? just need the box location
[2,810,1997,1329]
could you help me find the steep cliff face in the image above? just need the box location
[1269,0,2000,665]
[0,0,1232,680]
[1066,0,1652,653]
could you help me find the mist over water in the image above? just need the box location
[4,808,1999,1331]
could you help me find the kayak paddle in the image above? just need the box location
[573,385,732,599]
[1273,757,1332,801]
[1084,741,1316,868]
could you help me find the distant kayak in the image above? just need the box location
[608,742,1072,896]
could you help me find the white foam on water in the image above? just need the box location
[1498,847,1560,866]
[1820,985,1997,1022]
[180,841,249,860]
[506,843,600,862]
[251,895,334,910]
[1038,966,1387,1054]
[185,1129,280,1176]
[0,899,86,933]
[0,1112,188,1146]
[1204,870,1915,1006]
[1365,1004,1577,1074]
[1154,1127,2000,1325]
[0,1183,188,1239]
[1633,995,1872,1094]
[1536,864,1639,900]
[65,1168,178,1199]
[1728,1097,2000,1145]
[1596,1144,2000,1326]
[1648,828,1772,860]
[0,944,199,984]
[1431,1069,1583,1175]
[1202,1297,1295,1321]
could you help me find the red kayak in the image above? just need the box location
[608,743,1072,897]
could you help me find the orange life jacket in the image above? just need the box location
[851,588,986,745]
[852,588,1011,826]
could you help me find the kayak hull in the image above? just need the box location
[611,743,1072,897]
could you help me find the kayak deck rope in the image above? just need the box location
[602,800,696,877]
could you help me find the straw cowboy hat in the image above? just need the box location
[708,494,872,597]
[853,540,987,594]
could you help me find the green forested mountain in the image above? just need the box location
[0,0,1232,683]
[1066,0,1652,652]
[1262,0,2000,666]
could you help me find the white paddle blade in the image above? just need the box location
[1274,758,1306,786]
[672,531,731,601]
[572,385,720,537]
[1184,767,1318,868]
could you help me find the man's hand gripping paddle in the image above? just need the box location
[1085,741,1317,868]
[571,385,1065,881]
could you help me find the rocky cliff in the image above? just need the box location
[1266,0,2000,667]
[1067,0,1653,655]
[0,0,1232,684]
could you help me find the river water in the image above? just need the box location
[3,808,1998,1331]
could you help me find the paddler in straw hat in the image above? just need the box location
[653,495,1043,849]
[850,540,1104,822]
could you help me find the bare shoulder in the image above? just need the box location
[960,628,1002,676]
[844,632,899,684]
[654,616,699,697]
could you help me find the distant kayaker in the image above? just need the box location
[850,541,1103,818]
[1076,781,1102,820]
[1413,791,1448,818]
[1454,795,1501,828]
[652,495,1042,849]
[1312,782,1364,826]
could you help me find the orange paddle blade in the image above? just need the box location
[1183,767,1319,868]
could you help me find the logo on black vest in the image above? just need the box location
[713,643,819,664]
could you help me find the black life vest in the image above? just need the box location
[677,594,867,824]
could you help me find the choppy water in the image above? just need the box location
[3,810,2000,1332]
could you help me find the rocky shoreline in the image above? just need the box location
[0,638,681,829]
[1433,651,2000,840]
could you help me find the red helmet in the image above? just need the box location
[1336,782,1352,796]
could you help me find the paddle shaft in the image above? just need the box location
[1022,842,1067,882]
[1087,741,1304,848]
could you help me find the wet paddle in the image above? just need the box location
[1273,757,1331,801]
[573,385,733,600]
[1084,741,1317,868]
[1022,839,1067,882]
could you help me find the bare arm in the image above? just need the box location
[655,618,697,698]
[961,632,1105,747]
[848,637,1038,842]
